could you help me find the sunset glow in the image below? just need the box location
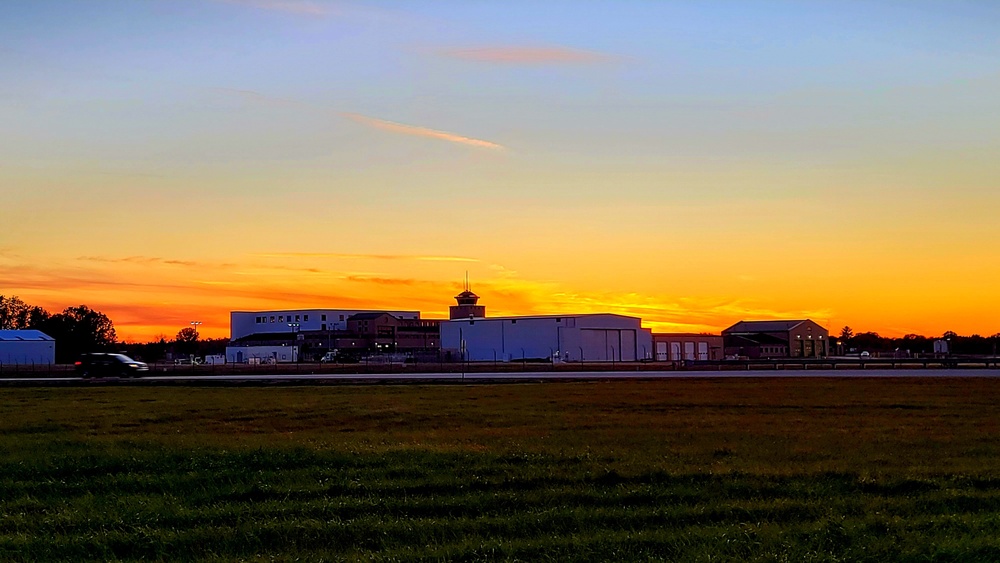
[2,1,999,342]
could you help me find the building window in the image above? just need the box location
[556,318,562,323]
[295,315,300,322]
[304,315,309,321]
[270,316,275,323]
[340,315,345,321]
[279,316,284,322]
[321,314,327,321]
[511,319,517,324]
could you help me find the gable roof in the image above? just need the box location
[725,333,790,346]
[723,320,808,334]
[0,330,54,341]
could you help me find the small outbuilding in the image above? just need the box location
[0,330,56,365]
[653,333,724,361]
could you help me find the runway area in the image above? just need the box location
[3,368,1000,386]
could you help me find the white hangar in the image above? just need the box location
[441,286,652,362]
[441,313,653,363]
[0,330,56,365]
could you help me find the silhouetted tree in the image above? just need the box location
[35,305,117,362]
[0,295,49,330]
[839,326,854,342]
[175,327,199,343]
[851,331,888,353]
[899,334,930,354]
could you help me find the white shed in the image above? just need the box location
[225,345,299,364]
[0,330,56,365]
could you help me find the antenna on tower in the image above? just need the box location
[465,271,469,292]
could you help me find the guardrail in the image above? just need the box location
[3,356,999,379]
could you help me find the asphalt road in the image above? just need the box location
[3,368,1000,386]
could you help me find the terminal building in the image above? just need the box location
[722,319,829,358]
[231,308,421,340]
[229,308,438,360]
[440,288,653,362]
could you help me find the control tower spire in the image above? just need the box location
[450,275,486,319]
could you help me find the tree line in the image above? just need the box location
[1,295,231,364]
[838,326,1000,356]
[0,295,116,363]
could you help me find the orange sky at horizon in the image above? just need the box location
[3,242,998,343]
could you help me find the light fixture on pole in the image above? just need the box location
[288,322,301,363]
[190,320,202,335]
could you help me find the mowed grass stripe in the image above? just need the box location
[2,449,1000,560]
[0,379,999,560]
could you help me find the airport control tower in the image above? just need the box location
[449,276,486,320]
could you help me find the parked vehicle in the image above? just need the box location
[75,353,149,378]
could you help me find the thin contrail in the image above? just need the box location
[342,112,504,150]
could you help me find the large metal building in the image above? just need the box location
[0,330,56,365]
[441,314,653,362]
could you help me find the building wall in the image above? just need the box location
[225,345,298,363]
[441,314,653,362]
[0,331,56,365]
[231,309,420,340]
[787,320,829,357]
[653,334,724,361]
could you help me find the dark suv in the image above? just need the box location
[75,353,150,378]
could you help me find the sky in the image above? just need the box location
[2,0,999,342]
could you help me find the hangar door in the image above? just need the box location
[656,342,668,361]
[580,329,637,361]
[620,330,636,361]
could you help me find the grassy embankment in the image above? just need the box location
[1,378,999,561]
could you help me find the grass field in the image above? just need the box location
[1,378,999,561]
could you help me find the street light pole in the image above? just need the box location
[288,322,300,362]
[190,320,202,336]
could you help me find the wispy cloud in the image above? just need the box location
[253,252,479,262]
[344,275,420,286]
[438,46,620,65]
[211,89,504,151]
[78,256,201,267]
[215,0,331,17]
[342,113,504,150]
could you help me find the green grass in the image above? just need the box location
[1,379,999,561]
